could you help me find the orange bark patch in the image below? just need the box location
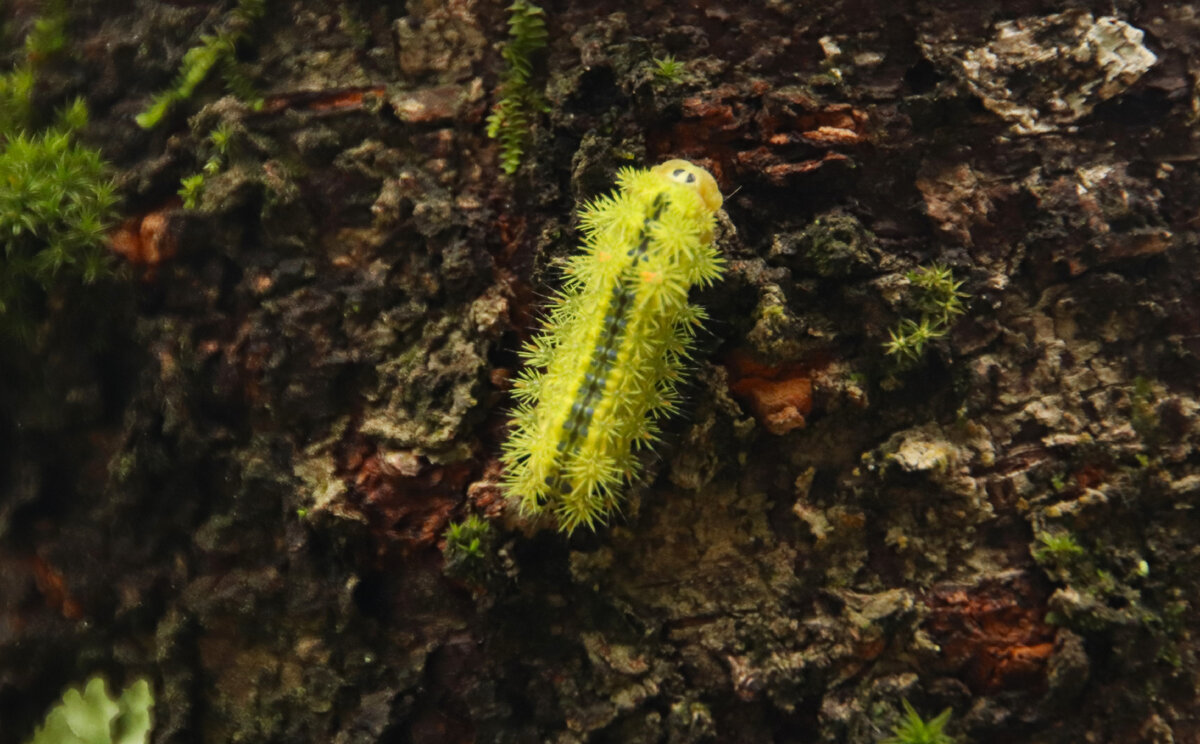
[924,573,1056,694]
[1073,463,1109,490]
[798,125,865,146]
[30,555,83,620]
[108,199,180,273]
[725,350,813,435]
[733,147,850,183]
[794,105,868,143]
[261,86,386,114]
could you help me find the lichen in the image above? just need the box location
[26,677,153,744]
[768,213,878,278]
[358,314,489,462]
[924,11,1157,134]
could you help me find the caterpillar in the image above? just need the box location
[502,159,725,534]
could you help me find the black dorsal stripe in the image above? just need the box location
[544,191,670,493]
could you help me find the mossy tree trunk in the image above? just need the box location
[3,1,1200,742]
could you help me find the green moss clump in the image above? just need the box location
[0,107,118,313]
[25,676,153,744]
[175,121,239,210]
[1033,529,1085,567]
[177,172,206,209]
[0,10,119,328]
[0,64,35,132]
[442,514,496,584]
[907,263,968,326]
[652,54,684,83]
[883,264,968,367]
[24,9,67,59]
[485,0,549,175]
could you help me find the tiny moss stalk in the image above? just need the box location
[883,700,954,744]
[136,0,266,129]
[652,54,684,83]
[883,263,968,367]
[485,0,548,175]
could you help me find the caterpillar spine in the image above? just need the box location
[502,160,724,534]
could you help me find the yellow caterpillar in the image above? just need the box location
[502,160,725,534]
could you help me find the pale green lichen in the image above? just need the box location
[25,677,153,744]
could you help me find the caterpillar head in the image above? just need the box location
[651,159,723,213]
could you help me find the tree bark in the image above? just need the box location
[3,1,1200,742]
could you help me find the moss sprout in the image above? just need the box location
[652,54,684,82]
[442,515,495,583]
[883,263,969,367]
[884,317,940,365]
[1033,530,1086,566]
[135,0,266,129]
[208,121,235,155]
[24,10,67,60]
[882,700,954,744]
[176,121,241,209]
[178,173,206,209]
[908,263,968,325]
[485,0,548,175]
[0,64,35,132]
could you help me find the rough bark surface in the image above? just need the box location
[3,1,1200,742]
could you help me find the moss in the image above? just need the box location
[1032,514,1187,672]
[882,264,969,368]
[135,0,266,129]
[651,54,683,83]
[769,213,878,278]
[485,0,548,175]
[23,5,67,60]
[1032,529,1085,568]
[882,699,954,744]
[442,514,496,585]
[176,122,239,209]
[1129,376,1160,443]
[177,172,205,209]
[0,8,119,333]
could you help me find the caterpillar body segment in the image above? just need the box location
[502,160,724,534]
